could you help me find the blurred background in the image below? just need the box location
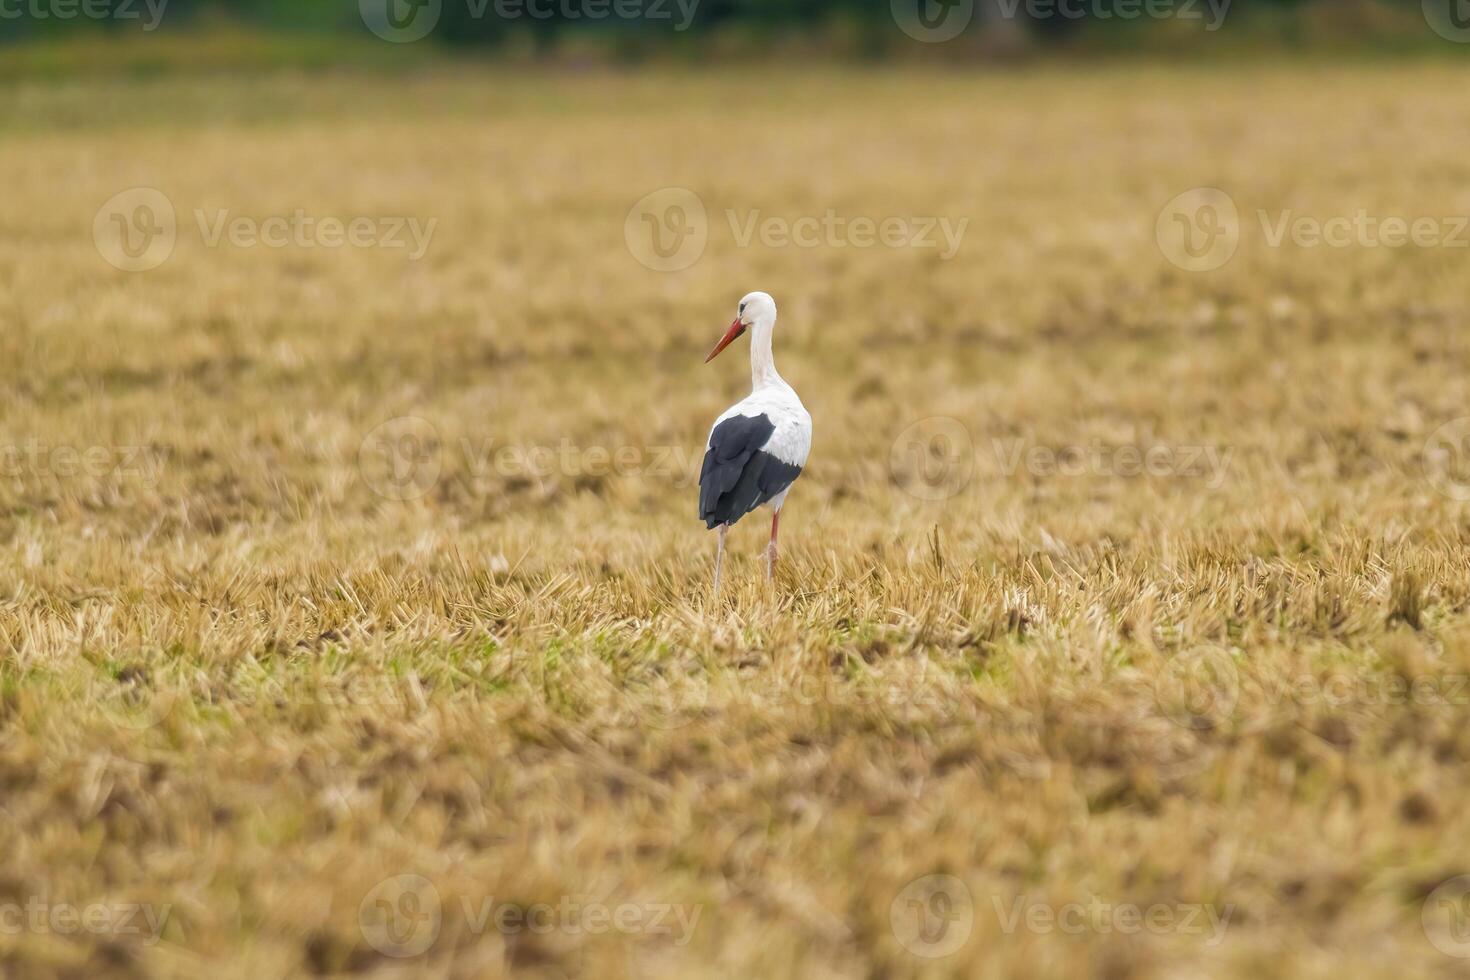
[0,0,1464,74]
[9,1,1470,978]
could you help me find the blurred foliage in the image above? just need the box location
[0,0,1457,62]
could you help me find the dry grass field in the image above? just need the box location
[6,63,1470,978]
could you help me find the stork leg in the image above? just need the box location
[713,524,728,599]
[766,509,780,580]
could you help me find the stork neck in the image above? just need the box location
[749,315,783,390]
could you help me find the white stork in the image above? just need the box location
[698,291,812,595]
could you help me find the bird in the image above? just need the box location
[698,291,812,596]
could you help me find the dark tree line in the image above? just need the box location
[0,0,1415,48]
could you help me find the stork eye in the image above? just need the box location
[739,303,746,313]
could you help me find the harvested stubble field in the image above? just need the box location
[4,62,1470,979]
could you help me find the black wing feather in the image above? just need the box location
[698,414,803,529]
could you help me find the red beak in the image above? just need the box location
[705,317,746,363]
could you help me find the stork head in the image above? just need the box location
[705,291,777,363]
